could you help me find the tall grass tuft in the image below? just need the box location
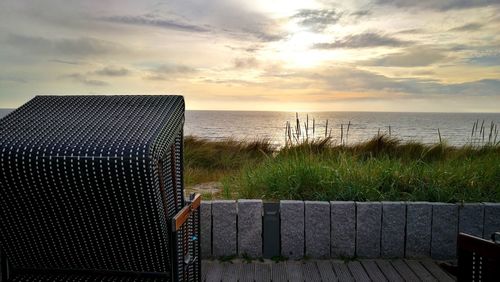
[184,136,273,186]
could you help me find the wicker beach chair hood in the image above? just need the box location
[0,95,200,281]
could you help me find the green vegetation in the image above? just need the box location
[185,116,499,202]
[184,136,272,187]
[185,135,500,202]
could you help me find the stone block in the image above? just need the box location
[356,202,382,258]
[280,200,304,259]
[483,203,500,239]
[238,200,263,258]
[406,202,432,258]
[305,201,330,258]
[431,203,458,260]
[381,202,406,258]
[212,200,237,257]
[458,203,484,238]
[330,201,356,258]
[200,201,212,258]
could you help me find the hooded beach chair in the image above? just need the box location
[0,95,201,281]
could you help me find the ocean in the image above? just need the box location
[1,109,499,146]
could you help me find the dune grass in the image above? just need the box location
[223,135,500,202]
[185,135,500,202]
[184,136,273,187]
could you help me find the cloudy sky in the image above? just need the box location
[0,0,499,112]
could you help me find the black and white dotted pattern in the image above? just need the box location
[0,95,185,280]
[11,274,169,281]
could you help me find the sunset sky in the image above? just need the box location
[0,0,499,112]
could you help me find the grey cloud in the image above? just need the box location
[49,59,83,65]
[293,67,500,97]
[449,23,484,32]
[154,64,196,74]
[411,70,436,76]
[143,64,197,80]
[318,68,421,93]
[203,78,258,86]
[165,0,286,42]
[94,66,130,77]
[351,10,371,17]
[103,14,210,33]
[450,41,500,52]
[468,54,500,66]
[449,44,471,51]
[203,77,312,89]
[63,73,109,86]
[4,1,285,42]
[103,12,284,42]
[363,47,446,67]
[225,45,261,53]
[376,0,500,11]
[0,76,27,83]
[233,57,259,69]
[222,26,285,42]
[59,66,129,85]
[395,28,425,34]
[314,32,411,49]
[82,79,108,86]
[448,79,500,96]
[5,34,124,57]
[145,75,168,81]
[292,9,341,31]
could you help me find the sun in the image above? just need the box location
[264,31,354,69]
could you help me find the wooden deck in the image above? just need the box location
[201,259,456,282]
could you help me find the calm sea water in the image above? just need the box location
[2,109,499,146]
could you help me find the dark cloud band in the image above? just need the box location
[314,32,411,49]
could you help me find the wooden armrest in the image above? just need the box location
[172,194,201,232]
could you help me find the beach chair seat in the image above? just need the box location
[10,273,168,281]
[456,232,500,281]
[0,95,200,281]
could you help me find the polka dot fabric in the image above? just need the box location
[0,95,187,280]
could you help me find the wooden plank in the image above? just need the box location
[405,260,437,282]
[205,262,223,282]
[360,260,387,282]
[375,260,403,282]
[421,260,455,282]
[302,261,322,282]
[200,259,456,282]
[316,260,338,282]
[271,263,288,282]
[254,263,271,282]
[332,262,354,282]
[239,263,255,282]
[286,261,304,282]
[202,261,210,282]
[391,260,419,282]
[347,261,370,282]
[221,263,239,282]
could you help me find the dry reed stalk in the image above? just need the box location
[313,118,315,138]
[340,124,344,145]
[346,121,351,145]
[325,120,328,138]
